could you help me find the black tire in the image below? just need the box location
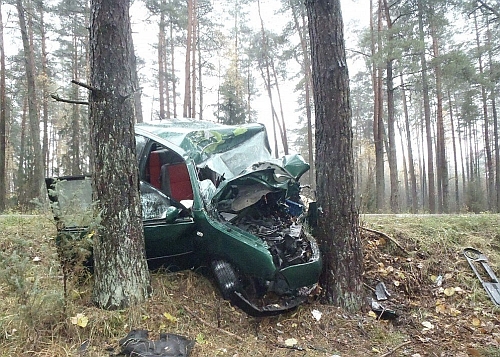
[211,260,240,300]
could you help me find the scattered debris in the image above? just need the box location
[375,281,391,301]
[370,300,398,320]
[311,309,323,321]
[118,329,195,357]
[463,247,500,306]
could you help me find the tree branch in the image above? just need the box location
[183,305,244,342]
[50,94,88,105]
[71,79,97,92]
[360,226,409,256]
[476,0,500,19]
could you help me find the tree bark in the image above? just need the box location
[401,75,418,213]
[383,0,399,213]
[0,2,6,211]
[417,0,436,213]
[183,0,193,117]
[89,0,151,309]
[431,21,448,213]
[306,0,363,311]
[16,0,44,206]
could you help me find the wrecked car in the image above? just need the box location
[46,119,321,316]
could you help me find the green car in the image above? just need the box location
[46,119,321,316]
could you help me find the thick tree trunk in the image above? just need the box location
[89,0,151,309]
[306,0,363,311]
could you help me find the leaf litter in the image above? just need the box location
[1,214,500,356]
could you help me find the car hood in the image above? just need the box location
[136,120,309,181]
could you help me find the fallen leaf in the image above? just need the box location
[163,312,178,323]
[443,287,455,296]
[421,321,434,330]
[435,303,447,314]
[70,313,88,328]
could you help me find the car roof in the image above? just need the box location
[136,119,274,179]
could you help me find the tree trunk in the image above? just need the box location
[0,2,6,211]
[190,0,197,118]
[383,0,399,213]
[371,0,385,212]
[417,0,435,213]
[487,25,500,212]
[306,0,363,311]
[170,19,177,118]
[71,22,82,175]
[16,0,44,206]
[89,0,151,309]
[401,75,418,213]
[289,1,315,188]
[448,91,459,211]
[183,0,193,117]
[431,22,448,213]
[158,9,166,119]
[474,13,494,211]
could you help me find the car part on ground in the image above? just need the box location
[463,247,500,306]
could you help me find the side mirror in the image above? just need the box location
[165,206,182,223]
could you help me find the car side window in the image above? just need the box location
[135,134,147,163]
[140,181,172,220]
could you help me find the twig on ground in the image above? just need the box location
[183,305,243,342]
[361,226,410,256]
[379,341,412,357]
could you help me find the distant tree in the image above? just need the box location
[305,0,364,311]
[217,50,246,125]
[0,2,6,212]
[16,0,44,207]
[89,0,151,309]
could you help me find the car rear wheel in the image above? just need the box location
[211,260,240,300]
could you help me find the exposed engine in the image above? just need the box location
[217,190,314,270]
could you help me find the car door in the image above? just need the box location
[140,181,197,270]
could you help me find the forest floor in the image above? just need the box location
[1,213,500,356]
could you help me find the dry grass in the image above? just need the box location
[1,213,500,356]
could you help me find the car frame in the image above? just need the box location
[46,119,321,316]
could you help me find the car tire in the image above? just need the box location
[211,260,240,300]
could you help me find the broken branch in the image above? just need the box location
[379,341,412,357]
[183,305,243,342]
[50,94,89,105]
[361,226,409,256]
[71,79,97,92]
